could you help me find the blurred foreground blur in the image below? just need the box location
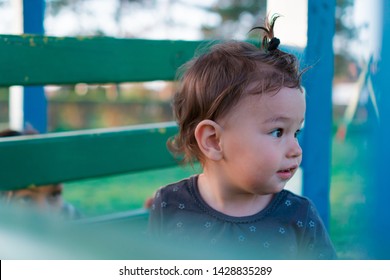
[0,203,233,260]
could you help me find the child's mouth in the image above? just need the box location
[277,167,297,180]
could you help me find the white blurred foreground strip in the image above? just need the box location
[1,260,389,280]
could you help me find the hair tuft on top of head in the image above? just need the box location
[249,14,282,52]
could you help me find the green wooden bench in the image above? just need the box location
[0,34,206,224]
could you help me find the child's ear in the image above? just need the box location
[195,120,223,161]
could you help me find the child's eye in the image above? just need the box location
[294,129,302,138]
[270,129,283,138]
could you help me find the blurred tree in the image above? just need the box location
[47,0,145,16]
[46,0,153,36]
[199,0,267,39]
[334,0,363,80]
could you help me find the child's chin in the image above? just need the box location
[273,184,287,193]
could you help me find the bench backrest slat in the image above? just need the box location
[0,34,204,86]
[0,122,178,190]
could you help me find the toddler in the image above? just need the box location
[149,16,336,259]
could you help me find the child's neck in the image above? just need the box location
[197,172,274,217]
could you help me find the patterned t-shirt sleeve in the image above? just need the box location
[299,200,337,259]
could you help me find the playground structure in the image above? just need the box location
[0,0,389,259]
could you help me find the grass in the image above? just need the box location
[62,129,370,259]
[330,127,373,259]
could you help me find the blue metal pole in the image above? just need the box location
[22,0,47,133]
[302,0,335,227]
[371,0,390,259]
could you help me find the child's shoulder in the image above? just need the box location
[158,175,195,191]
[154,175,197,201]
[278,189,321,217]
[278,189,317,210]
[281,189,311,202]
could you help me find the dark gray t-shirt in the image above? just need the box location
[149,175,337,259]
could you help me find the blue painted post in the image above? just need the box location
[22,0,47,133]
[371,0,390,259]
[302,0,335,227]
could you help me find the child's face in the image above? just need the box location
[217,87,305,195]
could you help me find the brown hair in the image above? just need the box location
[168,15,303,165]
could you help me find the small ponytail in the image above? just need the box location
[249,14,282,52]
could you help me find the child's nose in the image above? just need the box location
[287,139,302,158]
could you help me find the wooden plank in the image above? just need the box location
[0,35,204,86]
[0,122,178,190]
